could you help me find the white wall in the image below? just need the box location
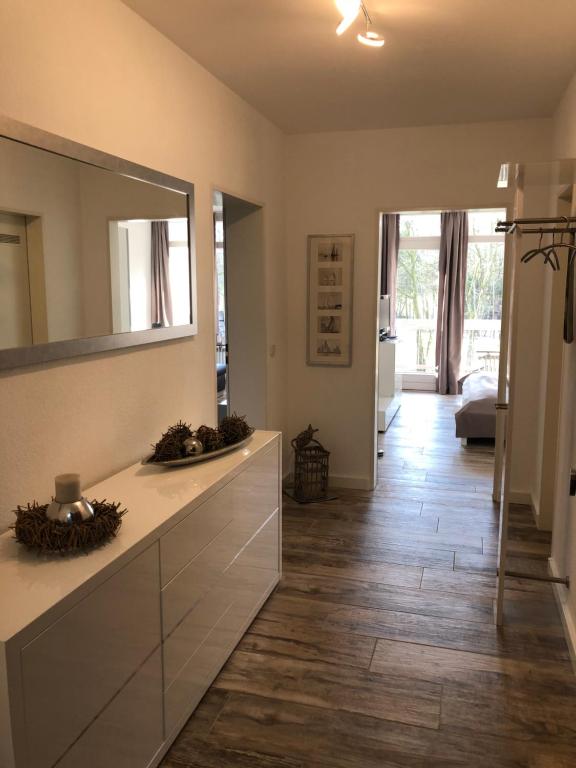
[508,182,556,507]
[550,71,576,660]
[285,120,553,488]
[224,196,268,429]
[554,72,576,158]
[0,0,285,532]
[0,139,84,341]
[126,221,152,332]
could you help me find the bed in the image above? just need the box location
[455,371,498,441]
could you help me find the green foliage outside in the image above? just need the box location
[396,219,503,371]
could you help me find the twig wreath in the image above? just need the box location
[12,500,126,555]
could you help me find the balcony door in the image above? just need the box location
[395,209,505,391]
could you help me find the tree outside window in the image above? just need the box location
[394,209,505,377]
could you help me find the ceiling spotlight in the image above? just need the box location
[358,29,385,47]
[335,2,384,49]
[335,0,361,36]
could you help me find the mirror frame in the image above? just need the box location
[0,115,197,371]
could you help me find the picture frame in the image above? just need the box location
[307,234,354,367]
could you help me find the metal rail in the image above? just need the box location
[497,216,576,235]
[501,569,570,587]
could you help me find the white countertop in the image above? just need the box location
[0,430,280,645]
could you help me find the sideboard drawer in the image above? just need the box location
[161,525,238,639]
[226,510,279,601]
[55,649,163,768]
[21,546,161,768]
[160,445,279,587]
[161,507,279,639]
[160,491,234,587]
[224,510,279,629]
[164,605,239,738]
[163,510,280,737]
[163,587,233,690]
[162,513,279,694]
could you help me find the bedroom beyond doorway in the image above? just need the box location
[385,208,506,392]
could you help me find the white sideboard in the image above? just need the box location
[378,340,402,431]
[0,431,281,768]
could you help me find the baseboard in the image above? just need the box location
[282,472,373,492]
[549,557,576,675]
[508,489,552,531]
[401,374,437,392]
[329,475,374,491]
[531,495,553,532]
[508,489,532,506]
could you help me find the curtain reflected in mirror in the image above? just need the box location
[109,218,190,333]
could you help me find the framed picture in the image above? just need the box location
[307,234,354,367]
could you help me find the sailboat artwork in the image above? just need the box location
[307,233,354,367]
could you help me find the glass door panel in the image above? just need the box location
[396,248,439,375]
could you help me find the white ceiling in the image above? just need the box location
[123,0,576,134]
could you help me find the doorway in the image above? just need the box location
[0,212,32,349]
[212,191,267,428]
[394,209,506,391]
[376,207,506,485]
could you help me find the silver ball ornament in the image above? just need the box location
[183,437,204,456]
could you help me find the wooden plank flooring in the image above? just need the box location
[162,393,575,768]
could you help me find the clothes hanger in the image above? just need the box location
[520,231,561,271]
[520,218,576,342]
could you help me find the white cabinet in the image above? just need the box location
[22,545,161,768]
[378,340,401,431]
[55,650,164,768]
[0,431,281,768]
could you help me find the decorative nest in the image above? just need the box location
[195,425,226,452]
[148,416,254,464]
[219,413,252,445]
[11,500,126,555]
[151,420,194,462]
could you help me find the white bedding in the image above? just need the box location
[455,371,498,439]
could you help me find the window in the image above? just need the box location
[395,209,505,379]
[168,218,191,327]
[463,210,505,373]
[214,211,227,347]
[396,213,441,376]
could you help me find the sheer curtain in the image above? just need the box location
[436,211,469,394]
[381,213,400,334]
[151,220,173,328]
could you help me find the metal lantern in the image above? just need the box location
[291,425,330,503]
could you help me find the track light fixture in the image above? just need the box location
[335,1,385,48]
[335,0,361,35]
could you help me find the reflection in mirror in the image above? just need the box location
[109,218,190,333]
[0,134,192,355]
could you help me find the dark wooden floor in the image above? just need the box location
[162,393,576,768]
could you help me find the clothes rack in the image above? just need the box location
[496,216,576,234]
[494,212,572,614]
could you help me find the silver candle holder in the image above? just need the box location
[46,473,95,524]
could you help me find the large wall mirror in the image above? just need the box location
[0,116,196,370]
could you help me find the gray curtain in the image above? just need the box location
[151,220,173,328]
[436,211,469,395]
[381,213,400,334]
